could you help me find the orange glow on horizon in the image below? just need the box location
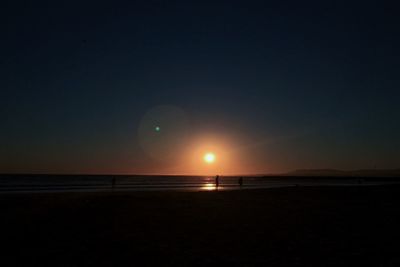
[182,134,236,176]
[126,132,267,176]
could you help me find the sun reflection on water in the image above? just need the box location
[201,182,217,191]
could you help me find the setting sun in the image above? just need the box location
[204,153,216,164]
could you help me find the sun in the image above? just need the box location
[204,153,216,164]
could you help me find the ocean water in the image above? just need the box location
[0,174,397,193]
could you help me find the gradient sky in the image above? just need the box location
[1,0,399,175]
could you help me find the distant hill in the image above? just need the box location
[283,169,400,177]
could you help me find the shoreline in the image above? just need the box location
[0,181,398,195]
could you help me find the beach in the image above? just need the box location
[1,185,400,266]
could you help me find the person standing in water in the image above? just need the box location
[111,176,116,190]
[238,177,243,187]
[215,175,220,189]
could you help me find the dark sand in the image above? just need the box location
[1,185,400,266]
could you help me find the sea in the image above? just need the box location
[0,174,398,193]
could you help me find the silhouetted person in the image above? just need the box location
[215,175,220,189]
[238,177,243,187]
[112,176,116,190]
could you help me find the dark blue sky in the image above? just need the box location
[1,0,399,174]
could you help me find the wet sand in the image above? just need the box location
[1,185,400,266]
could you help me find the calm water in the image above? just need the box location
[0,174,397,193]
